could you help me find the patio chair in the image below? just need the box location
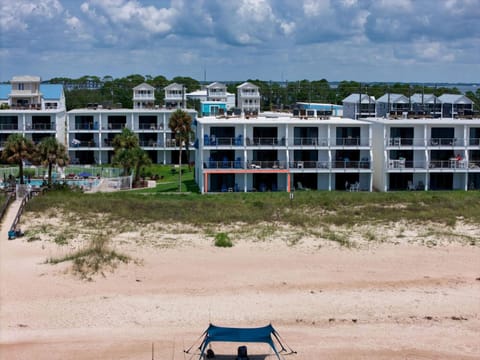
[349,182,359,192]
[297,182,309,191]
[407,181,416,191]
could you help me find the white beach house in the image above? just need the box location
[0,76,66,148]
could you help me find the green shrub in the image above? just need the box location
[54,234,68,245]
[214,232,233,247]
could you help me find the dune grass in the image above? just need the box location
[26,186,480,229]
[46,231,130,280]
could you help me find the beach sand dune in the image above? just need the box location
[1,210,479,359]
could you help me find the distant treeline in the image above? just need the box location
[47,75,480,112]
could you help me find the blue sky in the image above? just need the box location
[1,0,479,83]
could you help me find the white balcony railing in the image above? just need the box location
[10,89,40,96]
[133,94,154,100]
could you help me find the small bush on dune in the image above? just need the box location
[46,232,130,280]
[214,232,233,247]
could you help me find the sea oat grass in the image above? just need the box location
[25,173,480,233]
[46,232,130,280]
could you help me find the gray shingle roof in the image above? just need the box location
[438,94,473,104]
[376,93,409,104]
[342,93,375,103]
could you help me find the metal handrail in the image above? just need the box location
[0,192,15,222]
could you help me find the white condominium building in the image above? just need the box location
[194,112,373,193]
[369,117,480,191]
[67,107,197,165]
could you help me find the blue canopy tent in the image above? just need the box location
[185,324,295,359]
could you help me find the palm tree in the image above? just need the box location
[112,127,139,150]
[132,147,152,184]
[1,134,36,185]
[112,128,140,176]
[37,137,69,186]
[168,109,193,192]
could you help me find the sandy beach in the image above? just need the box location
[1,199,479,359]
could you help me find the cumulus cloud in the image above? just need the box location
[82,0,178,34]
[0,0,63,31]
[0,0,478,82]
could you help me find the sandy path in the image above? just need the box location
[1,205,479,359]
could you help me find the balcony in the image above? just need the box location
[202,159,371,170]
[428,159,469,169]
[70,140,97,148]
[332,159,371,169]
[133,94,154,100]
[292,137,328,146]
[10,89,40,96]
[28,123,54,131]
[429,138,458,146]
[208,91,226,96]
[139,140,162,147]
[388,137,417,146]
[0,124,19,130]
[138,123,162,130]
[469,138,480,146]
[105,123,126,130]
[9,104,42,110]
[204,135,244,146]
[165,94,184,100]
[205,160,287,169]
[246,137,285,146]
[388,137,467,147]
[73,123,98,130]
[335,137,368,146]
[240,92,260,97]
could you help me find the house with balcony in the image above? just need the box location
[194,113,373,193]
[0,76,66,149]
[133,83,155,109]
[164,83,186,109]
[206,82,227,102]
[369,116,480,191]
[195,82,235,116]
[342,93,376,119]
[438,94,474,118]
[376,93,410,118]
[237,82,261,114]
[187,87,236,106]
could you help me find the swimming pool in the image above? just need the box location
[16,178,101,188]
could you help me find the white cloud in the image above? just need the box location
[280,21,296,36]
[83,0,178,35]
[65,16,81,30]
[0,0,478,83]
[413,41,455,62]
[237,0,274,22]
[0,0,63,31]
[303,0,331,17]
